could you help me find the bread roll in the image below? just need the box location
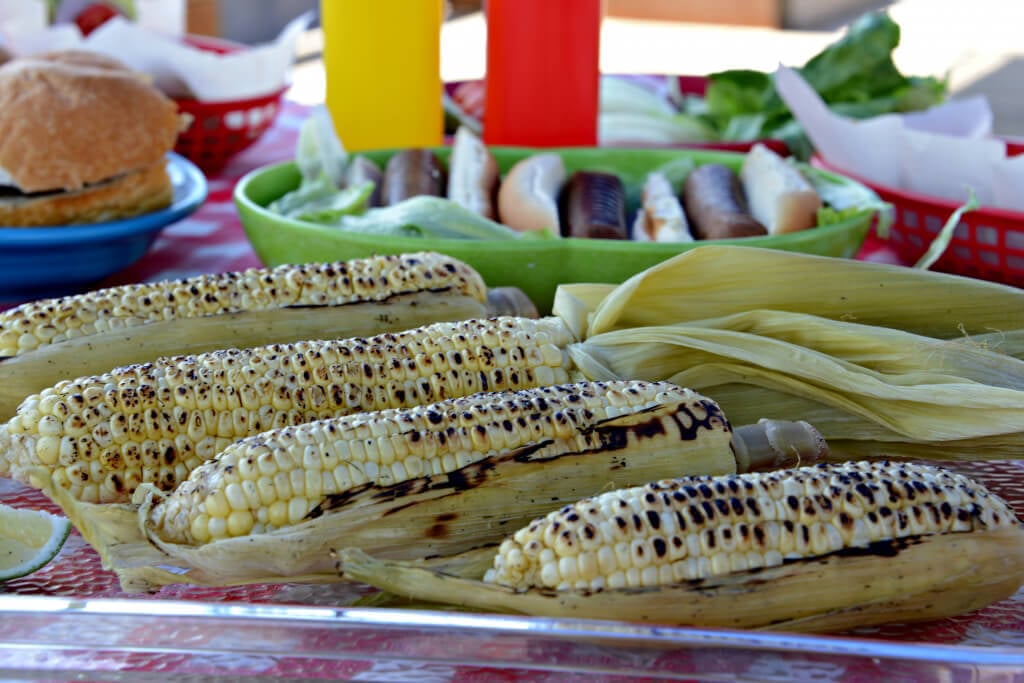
[447,126,499,219]
[0,50,182,226]
[497,153,565,233]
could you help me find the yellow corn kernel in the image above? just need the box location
[148,380,699,545]
[484,461,1020,591]
[0,316,577,501]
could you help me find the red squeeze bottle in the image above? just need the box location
[483,0,602,147]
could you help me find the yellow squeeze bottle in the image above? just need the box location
[320,0,443,151]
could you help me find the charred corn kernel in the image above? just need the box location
[0,252,487,357]
[147,380,695,544]
[484,461,1019,591]
[0,316,576,502]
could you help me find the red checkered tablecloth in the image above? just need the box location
[95,100,308,288]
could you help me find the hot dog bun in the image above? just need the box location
[740,143,822,234]
[447,126,499,219]
[632,171,693,242]
[497,153,565,233]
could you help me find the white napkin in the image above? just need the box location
[0,0,48,44]
[774,66,904,187]
[900,127,1003,205]
[993,154,1024,213]
[902,95,993,138]
[774,65,1021,212]
[3,12,312,101]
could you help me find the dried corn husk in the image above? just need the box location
[557,245,1024,340]
[337,524,1024,633]
[556,245,1024,459]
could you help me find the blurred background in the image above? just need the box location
[184,0,1023,138]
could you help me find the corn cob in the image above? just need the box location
[336,461,1024,632]
[32,380,827,590]
[2,316,576,503]
[0,252,536,422]
[0,252,488,357]
[145,381,824,547]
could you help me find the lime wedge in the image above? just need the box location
[0,503,71,582]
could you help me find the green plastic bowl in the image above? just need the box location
[235,146,876,313]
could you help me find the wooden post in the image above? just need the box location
[186,0,220,36]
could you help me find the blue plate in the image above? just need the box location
[0,153,207,302]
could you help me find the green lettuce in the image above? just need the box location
[914,193,980,271]
[700,11,947,158]
[327,196,527,241]
[284,181,376,224]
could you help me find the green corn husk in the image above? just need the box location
[555,245,1024,460]
[556,245,1024,340]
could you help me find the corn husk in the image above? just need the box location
[555,245,1024,459]
[563,245,1024,340]
[336,524,1024,633]
[26,393,744,592]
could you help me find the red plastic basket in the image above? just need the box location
[813,143,1024,288]
[172,35,286,173]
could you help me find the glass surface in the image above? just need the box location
[2,461,1022,682]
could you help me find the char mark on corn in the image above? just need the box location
[146,380,705,545]
[0,316,576,503]
[0,252,486,357]
[485,461,1019,591]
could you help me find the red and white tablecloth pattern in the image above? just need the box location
[97,100,307,288]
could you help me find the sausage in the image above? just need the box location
[682,164,767,240]
[345,156,383,208]
[381,149,447,205]
[559,171,628,240]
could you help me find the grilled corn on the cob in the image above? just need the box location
[2,316,576,503]
[0,252,536,422]
[33,380,827,590]
[143,380,736,545]
[336,461,1024,632]
[145,380,825,547]
[0,252,487,357]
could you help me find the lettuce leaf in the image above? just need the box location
[269,172,343,217]
[913,193,980,271]
[288,182,376,224]
[806,162,893,236]
[701,11,947,159]
[326,196,528,241]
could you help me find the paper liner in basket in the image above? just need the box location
[4,13,311,101]
[775,65,1024,213]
